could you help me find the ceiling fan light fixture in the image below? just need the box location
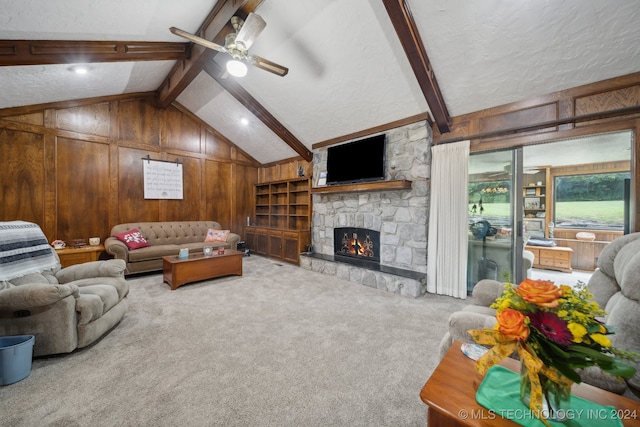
[226,59,248,77]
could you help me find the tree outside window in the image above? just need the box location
[554,172,630,230]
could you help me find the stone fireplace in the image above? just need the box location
[300,120,432,297]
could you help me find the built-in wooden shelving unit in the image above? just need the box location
[246,177,311,265]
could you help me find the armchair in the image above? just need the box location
[0,221,129,356]
[438,232,640,399]
[438,279,501,360]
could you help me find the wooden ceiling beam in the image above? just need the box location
[382,0,451,134]
[0,40,188,66]
[204,61,313,161]
[156,0,263,108]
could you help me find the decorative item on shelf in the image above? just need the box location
[389,162,398,180]
[178,248,189,259]
[217,248,225,255]
[89,237,100,246]
[576,231,596,241]
[51,240,66,249]
[203,246,213,257]
[468,279,638,426]
[524,197,540,209]
[72,239,86,248]
[316,171,327,187]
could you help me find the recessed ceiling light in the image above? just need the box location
[68,65,90,75]
[240,118,249,126]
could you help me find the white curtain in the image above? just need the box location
[427,140,470,298]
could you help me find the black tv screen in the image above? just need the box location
[326,134,386,185]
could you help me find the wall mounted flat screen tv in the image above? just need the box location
[326,134,386,185]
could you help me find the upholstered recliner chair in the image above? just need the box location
[523,249,535,278]
[439,232,640,399]
[0,221,129,356]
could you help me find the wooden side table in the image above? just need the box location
[420,341,640,426]
[55,244,105,268]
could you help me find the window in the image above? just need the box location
[468,180,511,226]
[554,172,630,230]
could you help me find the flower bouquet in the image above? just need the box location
[469,279,637,426]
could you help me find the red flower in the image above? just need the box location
[529,311,573,346]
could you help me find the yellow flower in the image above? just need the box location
[568,323,587,343]
[590,333,611,347]
[495,299,511,311]
[560,285,572,296]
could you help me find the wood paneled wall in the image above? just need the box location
[0,93,259,244]
[434,72,640,231]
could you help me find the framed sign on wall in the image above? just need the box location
[143,158,183,199]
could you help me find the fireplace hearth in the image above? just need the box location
[334,227,380,268]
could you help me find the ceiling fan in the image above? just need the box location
[170,13,288,77]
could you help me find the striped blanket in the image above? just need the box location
[0,221,60,281]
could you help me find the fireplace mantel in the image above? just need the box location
[310,179,412,194]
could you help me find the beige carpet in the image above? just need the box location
[0,255,470,427]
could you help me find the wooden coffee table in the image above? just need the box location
[162,250,243,290]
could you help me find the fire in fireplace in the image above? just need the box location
[334,227,380,267]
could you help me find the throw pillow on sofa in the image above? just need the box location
[114,228,150,250]
[205,229,230,242]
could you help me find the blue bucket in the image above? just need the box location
[0,335,35,385]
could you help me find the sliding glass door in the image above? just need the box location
[467,149,524,292]
[466,130,633,293]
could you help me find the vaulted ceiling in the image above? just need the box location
[1,0,639,165]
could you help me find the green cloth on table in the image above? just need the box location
[476,365,623,427]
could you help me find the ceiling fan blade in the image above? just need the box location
[234,13,266,50]
[169,27,227,53]
[248,54,289,77]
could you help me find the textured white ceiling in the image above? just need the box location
[0,61,176,108]
[1,0,639,164]
[177,72,299,163]
[408,0,640,116]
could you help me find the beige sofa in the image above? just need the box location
[0,253,129,357]
[104,221,241,275]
